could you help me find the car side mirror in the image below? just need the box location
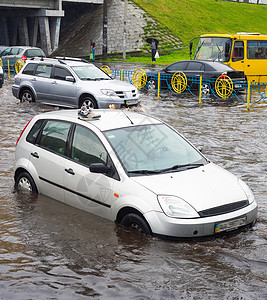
[89,163,111,175]
[65,76,75,82]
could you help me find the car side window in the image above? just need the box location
[166,61,188,71]
[71,125,108,167]
[10,48,20,55]
[22,63,36,75]
[53,67,72,81]
[186,62,204,71]
[39,120,71,155]
[35,64,52,78]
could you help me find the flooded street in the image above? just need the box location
[0,72,267,299]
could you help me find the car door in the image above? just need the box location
[29,119,72,202]
[50,66,77,107]
[63,124,116,217]
[163,61,189,88]
[33,63,53,101]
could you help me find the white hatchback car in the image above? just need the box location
[14,109,257,238]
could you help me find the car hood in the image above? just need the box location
[132,162,247,212]
[80,78,137,91]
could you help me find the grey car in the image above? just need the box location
[0,46,45,63]
[12,57,140,109]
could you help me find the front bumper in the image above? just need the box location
[145,201,258,238]
[97,94,140,109]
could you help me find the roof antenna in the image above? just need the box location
[122,110,134,124]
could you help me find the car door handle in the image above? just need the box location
[31,78,37,82]
[31,152,39,158]
[51,81,57,84]
[65,168,75,175]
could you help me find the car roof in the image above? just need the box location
[4,46,42,50]
[26,57,91,67]
[166,60,234,71]
[35,109,162,131]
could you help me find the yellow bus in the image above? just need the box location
[190,33,267,83]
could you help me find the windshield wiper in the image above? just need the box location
[128,169,161,175]
[159,163,204,173]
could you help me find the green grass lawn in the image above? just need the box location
[103,0,267,64]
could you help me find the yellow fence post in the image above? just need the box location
[247,80,251,110]
[157,72,160,99]
[199,76,202,107]
[8,60,10,79]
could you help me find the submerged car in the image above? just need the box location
[147,60,245,94]
[14,109,257,238]
[12,57,140,109]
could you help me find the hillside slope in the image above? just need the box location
[133,0,267,45]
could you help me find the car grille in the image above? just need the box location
[198,200,249,217]
[115,90,137,99]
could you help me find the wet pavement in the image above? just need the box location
[0,72,267,299]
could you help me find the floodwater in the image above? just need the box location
[0,70,267,299]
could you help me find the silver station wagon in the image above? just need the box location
[12,57,140,109]
[14,109,257,238]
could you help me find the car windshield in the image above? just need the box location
[71,64,111,80]
[194,37,232,62]
[104,124,207,175]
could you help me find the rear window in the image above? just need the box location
[26,119,44,143]
[24,49,45,58]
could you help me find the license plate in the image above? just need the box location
[215,216,247,233]
[126,99,138,105]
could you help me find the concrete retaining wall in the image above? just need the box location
[53,0,182,58]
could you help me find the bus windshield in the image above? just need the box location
[194,37,232,62]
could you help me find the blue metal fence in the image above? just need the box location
[107,67,267,108]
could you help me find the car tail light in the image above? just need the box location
[220,72,227,79]
[16,116,35,146]
[22,55,27,62]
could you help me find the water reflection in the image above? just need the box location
[0,77,266,299]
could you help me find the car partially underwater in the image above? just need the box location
[147,60,245,95]
[14,109,257,238]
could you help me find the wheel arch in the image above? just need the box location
[19,85,37,101]
[78,93,98,108]
[14,167,39,193]
[116,206,151,227]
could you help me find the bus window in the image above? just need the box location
[247,40,267,59]
[232,41,244,61]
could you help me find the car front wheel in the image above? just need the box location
[79,96,98,109]
[121,213,151,235]
[15,172,38,193]
[20,89,35,103]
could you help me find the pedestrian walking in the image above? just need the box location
[151,38,158,62]
[89,39,95,62]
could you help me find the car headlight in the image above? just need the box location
[238,179,255,204]
[101,89,117,97]
[158,195,199,218]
